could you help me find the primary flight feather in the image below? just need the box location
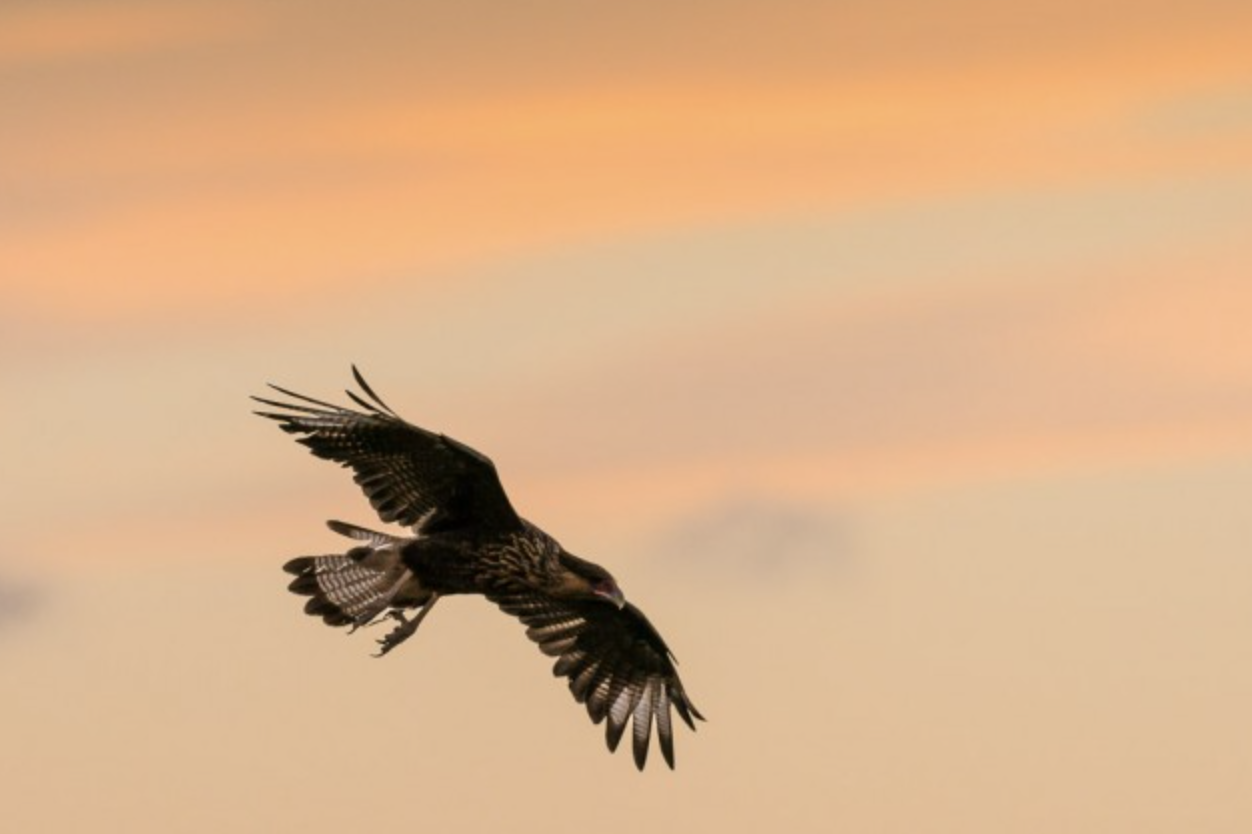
[253,367,703,769]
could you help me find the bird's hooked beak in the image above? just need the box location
[593,578,626,609]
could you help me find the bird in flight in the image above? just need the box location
[253,367,703,769]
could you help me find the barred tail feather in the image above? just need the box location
[283,542,425,629]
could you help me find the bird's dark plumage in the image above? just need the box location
[253,367,520,534]
[253,367,703,769]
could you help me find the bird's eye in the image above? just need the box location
[592,579,625,608]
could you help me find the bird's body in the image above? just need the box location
[254,368,702,769]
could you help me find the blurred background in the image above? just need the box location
[2,1,1250,831]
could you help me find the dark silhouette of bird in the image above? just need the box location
[252,367,703,769]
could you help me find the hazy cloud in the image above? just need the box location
[646,498,849,583]
[0,2,257,68]
[0,576,43,630]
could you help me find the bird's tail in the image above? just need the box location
[283,521,427,629]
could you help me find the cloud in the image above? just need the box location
[0,577,42,630]
[6,0,1249,329]
[0,2,256,68]
[645,498,849,583]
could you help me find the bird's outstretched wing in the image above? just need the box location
[253,366,521,534]
[493,593,705,769]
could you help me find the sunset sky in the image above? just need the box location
[3,2,1251,832]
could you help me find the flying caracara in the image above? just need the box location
[253,368,703,769]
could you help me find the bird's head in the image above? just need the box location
[558,552,626,609]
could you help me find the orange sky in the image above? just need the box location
[2,2,1251,832]
[4,1,1251,322]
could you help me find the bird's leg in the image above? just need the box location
[348,609,393,634]
[373,594,440,658]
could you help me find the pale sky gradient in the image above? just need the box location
[2,2,1251,832]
